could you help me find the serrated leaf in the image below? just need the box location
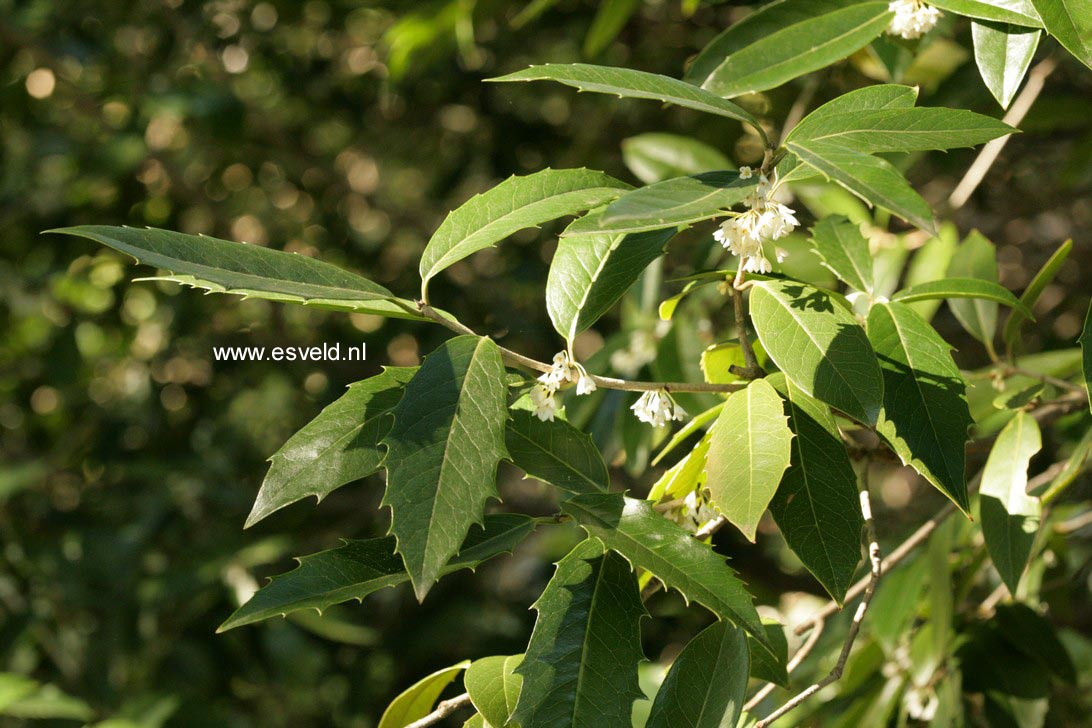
[786,140,935,232]
[547,226,675,340]
[750,279,884,425]
[947,231,1000,356]
[973,22,1042,109]
[246,367,416,528]
[488,64,760,128]
[465,654,523,728]
[786,107,1015,153]
[418,169,629,297]
[767,373,863,603]
[512,539,646,728]
[868,302,972,512]
[622,133,733,185]
[1003,240,1071,350]
[930,0,1043,26]
[687,0,892,98]
[1029,0,1092,68]
[1083,301,1092,412]
[381,335,509,600]
[218,514,535,631]
[565,172,757,236]
[792,85,921,133]
[980,411,1042,592]
[47,225,424,320]
[809,216,874,294]
[505,409,609,494]
[379,661,471,728]
[561,493,770,652]
[705,379,793,542]
[891,277,1032,318]
[646,621,749,728]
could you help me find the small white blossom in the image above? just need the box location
[530,383,559,421]
[631,388,686,428]
[887,0,941,39]
[715,173,798,274]
[538,351,596,396]
[904,685,939,722]
[672,490,720,534]
[738,165,754,179]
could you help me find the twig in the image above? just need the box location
[977,582,1010,619]
[730,282,763,378]
[694,515,728,540]
[1003,365,1087,395]
[948,57,1057,210]
[742,619,826,714]
[756,489,882,727]
[404,693,473,728]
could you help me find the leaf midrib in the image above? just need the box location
[506,425,604,492]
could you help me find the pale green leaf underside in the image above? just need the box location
[809,215,874,293]
[465,654,523,728]
[505,409,609,494]
[1030,0,1092,68]
[891,277,1032,318]
[947,231,1000,350]
[379,661,471,728]
[621,133,733,185]
[972,21,1042,109]
[705,379,793,542]
[381,335,509,600]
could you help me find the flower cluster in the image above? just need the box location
[529,351,596,421]
[714,169,797,274]
[631,388,686,428]
[886,0,941,39]
[670,489,720,534]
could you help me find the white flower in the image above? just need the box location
[887,0,941,39]
[738,165,754,180]
[530,383,559,421]
[631,388,686,428]
[904,685,939,722]
[714,176,797,274]
[574,365,597,395]
[538,350,596,396]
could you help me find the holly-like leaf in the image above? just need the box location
[561,493,769,651]
[891,277,1032,319]
[622,133,733,185]
[973,22,1042,109]
[381,335,509,600]
[750,279,884,425]
[1003,240,1071,350]
[1030,0,1092,69]
[378,661,470,728]
[786,107,1015,154]
[687,0,892,98]
[947,231,1000,356]
[505,409,609,494]
[464,654,523,728]
[867,302,972,512]
[646,621,749,728]
[930,0,1043,27]
[706,379,793,542]
[218,514,536,631]
[488,64,760,128]
[768,374,863,603]
[980,411,1042,593]
[565,172,756,236]
[418,169,629,298]
[809,216,874,294]
[47,225,424,320]
[547,226,675,340]
[511,539,646,728]
[246,367,416,528]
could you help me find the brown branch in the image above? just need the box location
[730,283,763,379]
[404,693,473,728]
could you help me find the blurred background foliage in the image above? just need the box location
[1,0,1090,726]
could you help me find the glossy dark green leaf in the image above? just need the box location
[930,0,1043,26]
[218,514,535,631]
[505,409,609,494]
[1003,240,1071,349]
[973,22,1042,109]
[622,133,733,185]
[786,107,1015,153]
[748,621,789,686]
[891,277,1032,318]
[511,539,646,728]
[646,621,749,728]
[464,654,523,728]
[809,216,874,293]
[381,335,509,600]
[246,367,415,528]
[868,302,972,512]
[1030,0,1092,69]
[378,661,470,728]
[750,279,884,425]
[947,231,1000,356]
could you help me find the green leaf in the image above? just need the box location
[786,140,935,232]
[488,64,760,129]
[785,107,1015,153]
[622,133,733,185]
[687,0,892,98]
[767,374,863,603]
[980,411,1042,593]
[47,225,423,320]
[646,621,749,728]
[464,714,487,728]
[381,335,509,600]
[0,676,93,722]
[809,216,874,294]
[748,621,790,686]
[547,227,675,340]
[565,171,756,236]
[418,168,629,298]
[561,493,769,651]
[994,603,1077,684]
[868,302,972,512]
[1030,0,1092,68]
[930,0,1043,26]
[1003,240,1071,350]
[1083,300,1092,412]
[792,85,921,132]
[946,231,1000,356]
[378,660,471,728]
[512,539,646,728]
[465,655,524,728]
[583,0,639,56]
[750,279,885,425]
[973,22,1042,109]
[891,278,1033,318]
[218,514,535,631]
[246,367,416,528]
[705,379,793,542]
[904,225,960,322]
[505,409,609,494]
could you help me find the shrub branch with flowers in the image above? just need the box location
[51,0,1092,726]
